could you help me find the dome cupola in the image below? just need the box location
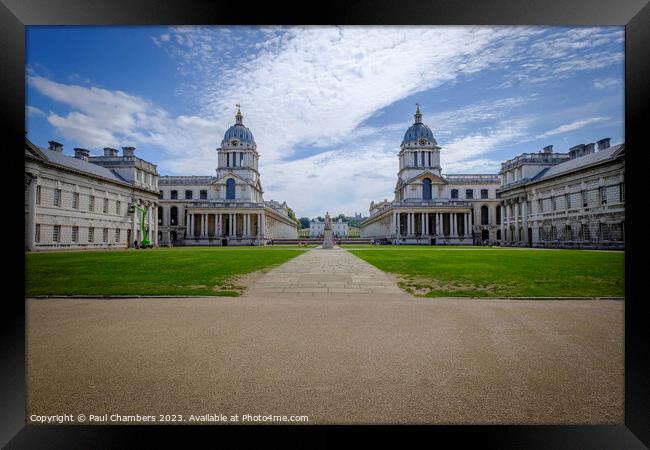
[401,103,437,147]
[221,104,256,149]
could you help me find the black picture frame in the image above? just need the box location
[2,0,649,447]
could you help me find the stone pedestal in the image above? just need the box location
[322,229,334,249]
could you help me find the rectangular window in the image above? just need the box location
[88,227,94,243]
[36,185,41,204]
[600,223,609,240]
[227,153,230,167]
[421,151,425,166]
[158,190,163,199]
[103,198,109,213]
[582,224,590,240]
[103,228,108,242]
[551,196,556,211]
[451,189,458,199]
[465,189,473,199]
[200,190,207,200]
[72,192,79,209]
[171,190,178,200]
[185,190,193,199]
[427,152,431,167]
[89,196,95,212]
[621,182,625,202]
[116,228,121,242]
[53,188,61,207]
[481,189,488,199]
[53,225,60,242]
[35,224,41,243]
[72,226,78,242]
[240,152,244,164]
[116,201,121,215]
[413,153,418,166]
[565,193,571,209]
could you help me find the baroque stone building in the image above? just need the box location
[157,107,297,245]
[361,105,502,244]
[361,104,625,249]
[498,139,625,249]
[25,139,160,251]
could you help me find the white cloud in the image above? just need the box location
[593,77,621,90]
[26,105,45,117]
[535,117,609,139]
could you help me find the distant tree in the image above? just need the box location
[299,217,311,229]
[316,216,324,222]
[287,208,299,229]
[336,213,346,221]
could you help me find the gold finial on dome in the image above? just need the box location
[414,102,422,123]
[235,103,243,124]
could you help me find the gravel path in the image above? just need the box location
[26,248,623,424]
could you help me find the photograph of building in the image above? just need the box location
[20,24,629,430]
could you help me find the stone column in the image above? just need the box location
[501,202,510,242]
[153,205,158,245]
[514,201,519,242]
[522,199,529,245]
[25,174,37,251]
[465,213,470,236]
[423,213,428,235]
[451,213,457,237]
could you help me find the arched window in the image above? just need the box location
[226,178,236,200]
[170,207,178,225]
[422,178,432,200]
[481,205,489,225]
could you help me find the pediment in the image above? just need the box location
[212,171,253,186]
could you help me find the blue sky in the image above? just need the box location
[26,26,624,218]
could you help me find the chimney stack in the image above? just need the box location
[103,147,118,157]
[48,141,63,152]
[584,143,596,154]
[542,145,553,154]
[122,146,136,157]
[74,148,90,161]
[568,144,586,159]
[597,138,611,151]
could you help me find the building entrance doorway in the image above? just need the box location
[481,229,489,241]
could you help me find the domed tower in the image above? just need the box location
[216,105,260,183]
[397,104,441,181]
[215,106,263,203]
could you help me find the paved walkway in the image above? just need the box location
[245,247,404,298]
[25,248,624,425]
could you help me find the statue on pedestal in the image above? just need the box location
[322,211,334,249]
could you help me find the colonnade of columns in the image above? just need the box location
[393,211,471,237]
[185,212,269,239]
[501,197,529,244]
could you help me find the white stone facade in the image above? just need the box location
[310,218,349,237]
[361,106,501,245]
[498,139,625,249]
[25,140,159,251]
[157,108,297,246]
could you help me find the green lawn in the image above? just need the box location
[348,247,624,298]
[26,247,307,297]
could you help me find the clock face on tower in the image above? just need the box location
[419,138,428,146]
[230,139,239,146]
